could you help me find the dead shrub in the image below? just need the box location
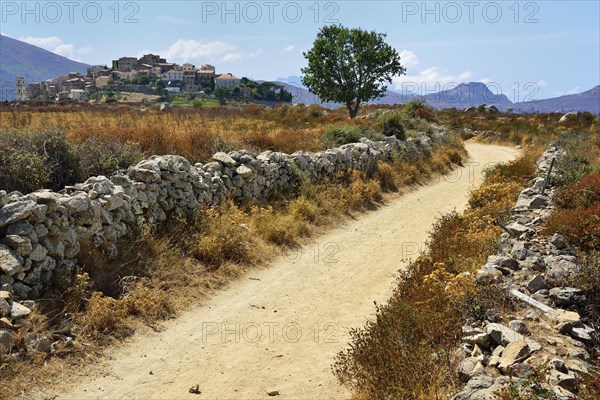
[345,170,383,209]
[375,160,397,191]
[192,202,257,267]
[250,206,310,245]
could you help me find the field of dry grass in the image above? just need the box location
[0,103,341,162]
[1,103,598,399]
[0,101,468,398]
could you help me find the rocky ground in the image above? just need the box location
[454,144,596,399]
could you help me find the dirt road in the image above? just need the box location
[48,143,519,400]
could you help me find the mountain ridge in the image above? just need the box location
[0,34,90,101]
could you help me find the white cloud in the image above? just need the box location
[222,53,243,62]
[19,36,90,61]
[281,45,295,55]
[163,39,260,63]
[393,66,473,93]
[399,50,419,69]
[392,50,476,94]
[164,39,236,61]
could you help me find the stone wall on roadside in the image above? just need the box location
[0,127,447,300]
[453,144,596,399]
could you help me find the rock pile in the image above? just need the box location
[453,144,595,399]
[0,130,445,302]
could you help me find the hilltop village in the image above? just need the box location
[15,53,292,103]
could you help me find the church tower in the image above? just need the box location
[16,76,27,101]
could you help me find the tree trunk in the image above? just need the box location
[347,100,361,118]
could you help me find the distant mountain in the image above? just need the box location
[513,85,600,114]
[274,81,341,108]
[422,82,513,110]
[275,75,306,88]
[282,80,599,114]
[0,34,90,100]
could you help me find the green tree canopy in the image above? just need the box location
[302,25,406,118]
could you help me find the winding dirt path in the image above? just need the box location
[46,143,519,400]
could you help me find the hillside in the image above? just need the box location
[513,85,600,114]
[0,34,90,101]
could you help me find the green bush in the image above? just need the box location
[377,111,406,139]
[0,150,49,194]
[0,129,78,192]
[323,124,362,145]
[402,99,427,118]
[0,130,145,194]
[75,138,144,179]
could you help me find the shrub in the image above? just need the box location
[81,292,131,337]
[544,204,600,252]
[288,196,318,222]
[377,111,406,139]
[401,99,427,118]
[323,124,362,145]
[344,170,382,209]
[554,172,600,209]
[192,202,257,267]
[414,106,435,122]
[250,205,309,245]
[0,150,49,193]
[0,129,79,192]
[555,133,599,185]
[74,138,145,179]
[375,160,397,191]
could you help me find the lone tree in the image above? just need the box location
[302,25,406,118]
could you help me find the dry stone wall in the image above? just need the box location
[453,144,596,399]
[0,127,446,301]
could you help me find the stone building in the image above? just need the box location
[15,76,27,101]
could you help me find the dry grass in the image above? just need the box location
[0,103,348,164]
[0,128,465,399]
[333,123,600,400]
[333,148,537,399]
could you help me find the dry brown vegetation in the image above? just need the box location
[333,112,600,399]
[0,103,342,163]
[2,103,598,399]
[0,101,465,398]
[333,148,537,399]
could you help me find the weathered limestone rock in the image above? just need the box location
[0,244,23,276]
[0,328,15,354]
[498,341,531,372]
[236,164,254,178]
[10,301,31,318]
[526,275,547,293]
[0,200,37,228]
[549,287,586,306]
[459,357,485,381]
[213,152,236,167]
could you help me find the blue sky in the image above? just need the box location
[2,0,599,100]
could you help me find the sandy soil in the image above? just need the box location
[44,143,519,400]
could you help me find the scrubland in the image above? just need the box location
[0,102,598,399]
[333,110,600,399]
[0,101,464,397]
